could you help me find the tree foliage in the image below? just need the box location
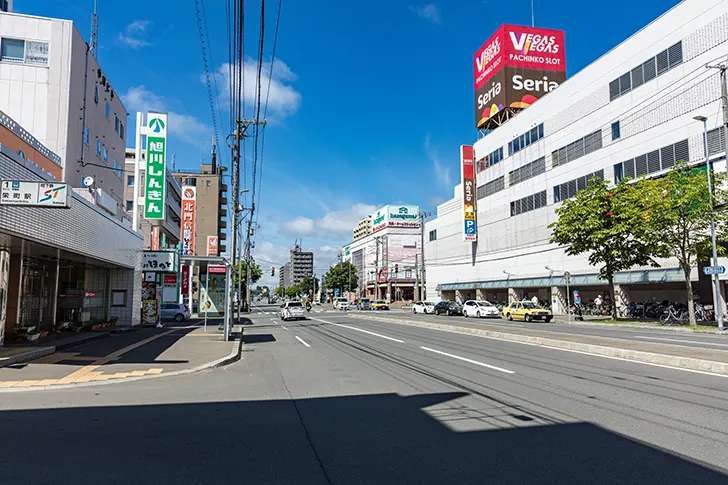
[274,286,285,298]
[324,262,358,294]
[639,162,728,324]
[549,177,660,319]
[285,284,300,299]
[233,260,262,286]
[299,276,319,297]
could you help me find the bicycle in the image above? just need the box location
[659,305,689,326]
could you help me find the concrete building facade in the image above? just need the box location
[353,216,372,241]
[0,11,128,217]
[425,0,728,314]
[289,244,313,286]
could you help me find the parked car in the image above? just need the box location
[371,300,390,310]
[280,301,306,321]
[161,303,191,322]
[334,297,349,310]
[412,301,436,314]
[357,298,372,310]
[462,300,501,318]
[502,301,553,322]
[434,301,463,316]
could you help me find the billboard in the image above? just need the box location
[461,145,477,242]
[0,180,69,207]
[474,25,565,129]
[371,205,420,233]
[207,236,218,256]
[181,186,196,255]
[143,113,168,219]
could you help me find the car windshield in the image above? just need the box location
[476,301,494,307]
[521,302,538,309]
[287,302,302,307]
[375,300,386,304]
[424,302,434,306]
[360,299,370,303]
[337,298,347,302]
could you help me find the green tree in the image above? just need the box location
[233,260,262,286]
[274,286,285,298]
[299,276,319,298]
[285,284,300,299]
[639,162,728,325]
[549,177,659,319]
[324,261,358,295]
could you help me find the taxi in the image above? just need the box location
[371,300,390,311]
[502,301,552,322]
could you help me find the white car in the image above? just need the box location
[334,297,349,310]
[412,301,436,314]
[463,300,501,318]
[280,301,306,321]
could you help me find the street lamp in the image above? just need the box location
[694,115,724,331]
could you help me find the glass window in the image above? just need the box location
[120,122,125,139]
[0,38,25,62]
[429,230,437,241]
[127,175,135,186]
[668,41,683,68]
[103,145,108,164]
[105,103,110,119]
[538,124,544,139]
[618,72,631,94]
[83,125,89,145]
[94,86,99,104]
[115,115,119,133]
[24,41,49,65]
[553,186,561,203]
[126,200,134,211]
[609,79,620,100]
[96,139,101,157]
[611,121,621,141]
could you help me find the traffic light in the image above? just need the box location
[395,264,399,274]
[271,266,275,276]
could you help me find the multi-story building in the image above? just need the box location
[0,1,12,13]
[343,204,422,302]
[425,0,728,313]
[282,262,291,288]
[0,109,142,346]
[172,161,228,256]
[123,148,182,250]
[0,11,128,217]
[353,216,372,241]
[278,263,287,288]
[289,243,313,286]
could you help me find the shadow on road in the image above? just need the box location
[0,391,725,484]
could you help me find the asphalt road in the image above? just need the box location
[1,303,727,484]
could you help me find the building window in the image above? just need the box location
[509,156,545,186]
[551,130,603,167]
[114,115,119,133]
[508,123,545,156]
[553,170,604,202]
[510,190,547,216]
[127,175,135,186]
[113,159,118,178]
[83,125,89,145]
[103,145,108,164]
[613,163,624,183]
[126,200,133,211]
[609,42,682,101]
[614,139,689,182]
[24,41,49,65]
[206,180,211,187]
[0,38,25,62]
[429,230,437,241]
[120,121,124,139]
[105,102,110,119]
[0,0,8,12]
[94,86,99,104]
[611,121,621,141]
[96,139,101,157]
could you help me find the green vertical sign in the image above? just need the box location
[144,113,167,220]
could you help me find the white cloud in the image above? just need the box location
[280,203,377,240]
[117,20,152,49]
[425,134,451,187]
[122,85,212,148]
[409,4,442,24]
[209,58,302,118]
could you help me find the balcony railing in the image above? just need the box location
[220,183,228,193]
[218,232,227,240]
[219,208,227,217]
[220,197,228,205]
[219,220,227,229]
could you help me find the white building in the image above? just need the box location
[0,11,128,217]
[342,205,423,302]
[425,0,728,312]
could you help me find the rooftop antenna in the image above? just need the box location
[90,0,99,59]
[531,0,535,27]
[171,154,176,171]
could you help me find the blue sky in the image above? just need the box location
[20,0,680,286]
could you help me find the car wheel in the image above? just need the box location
[464,310,468,318]
[413,308,417,314]
[545,317,552,323]
[507,313,513,321]
[525,314,531,322]
[435,309,440,316]
[174,314,184,322]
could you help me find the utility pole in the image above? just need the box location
[414,254,419,302]
[374,236,380,300]
[419,211,432,301]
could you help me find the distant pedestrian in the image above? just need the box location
[594,295,603,313]
[531,295,539,306]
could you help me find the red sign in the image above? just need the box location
[207,236,218,256]
[501,25,565,72]
[181,186,196,256]
[151,226,160,251]
[208,264,226,274]
[181,265,190,293]
[163,274,177,285]
[84,292,97,298]
[378,267,387,283]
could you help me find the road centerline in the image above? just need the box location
[420,346,515,374]
[295,336,311,348]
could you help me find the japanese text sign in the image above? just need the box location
[142,251,177,273]
[181,186,196,256]
[0,180,69,207]
[143,113,167,220]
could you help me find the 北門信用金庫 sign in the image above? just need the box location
[144,113,168,220]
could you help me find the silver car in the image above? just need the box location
[160,303,191,322]
[280,301,306,321]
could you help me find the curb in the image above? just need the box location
[0,341,241,393]
[548,319,723,334]
[0,347,55,368]
[349,314,728,376]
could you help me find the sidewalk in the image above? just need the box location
[350,314,728,375]
[0,320,239,390]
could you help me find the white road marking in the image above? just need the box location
[420,346,515,374]
[635,336,728,348]
[295,336,311,347]
[270,319,278,325]
[281,326,289,331]
[311,317,404,343]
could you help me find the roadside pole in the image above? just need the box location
[565,271,572,324]
[132,112,144,233]
[204,265,209,332]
